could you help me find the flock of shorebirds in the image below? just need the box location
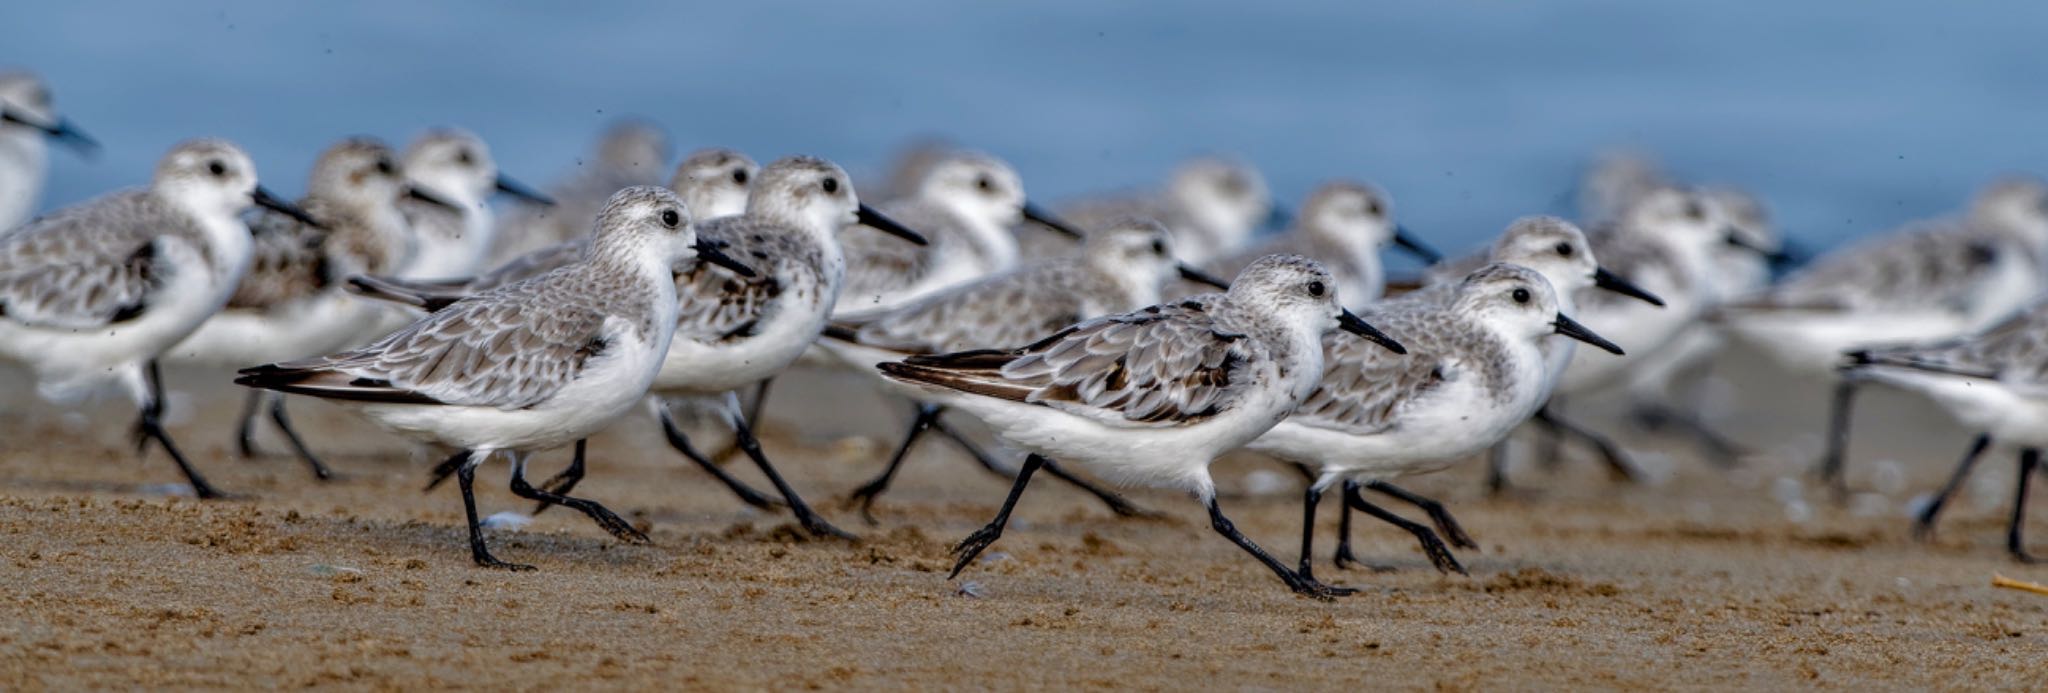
[2,69,2046,598]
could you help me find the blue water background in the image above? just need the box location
[6,1,2046,262]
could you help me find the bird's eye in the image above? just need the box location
[1555,242,1574,257]
[1683,201,1705,220]
[455,149,474,165]
[1306,280,1326,298]
[375,159,395,176]
[1150,239,1168,256]
[732,169,749,185]
[975,176,994,192]
[207,161,227,177]
[1512,288,1531,304]
[821,177,839,194]
[1366,201,1384,216]
[660,209,681,228]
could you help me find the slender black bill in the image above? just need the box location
[493,174,554,206]
[1723,228,1789,264]
[405,184,462,212]
[854,203,929,246]
[1177,264,1230,290]
[1020,201,1086,240]
[1592,266,1665,307]
[251,185,324,229]
[1554,313,1624,355]
[1391,225,1443,265]
[1767,237,1810,272]
[695,238,757,277]
[1338,309,1406,354]
[0,108,97,154]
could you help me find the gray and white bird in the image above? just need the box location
[0,70,97,231]
[398,128,553,282]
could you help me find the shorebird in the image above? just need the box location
[0,70,97,231]
[1196,180,1440,304]
[0,139,312,498]
[237,186,754,569]
[398,129,552,281]
[880,254,1404,597]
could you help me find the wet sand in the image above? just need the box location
[1,346,2044,690]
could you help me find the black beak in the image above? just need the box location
[1264,204,1293,231]
[1177,264,1231,290]
[1723,228,1787,262]
[694,238,756,278]
[856,203,929,246]
[493,174,554,206]
[1338,309,1405,354]
[405,184,462,212]
[1766,237,1808,272]
[251,185,324,230]
[1391,225,1442,265]
[1,108,97,155]
[1554,313,1623,355]
[1021,201,1086,240]
[1592,266,1665,307]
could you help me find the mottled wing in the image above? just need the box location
[839,200,954,300]
[1852,299,2048,383]
[468,239,587,293]
[673,218,802,342]
[848,264,1091,354]
[229,203,333,309]
[1758,220,1995,313]
[0,191,177,328]
[1285,304,1449,434]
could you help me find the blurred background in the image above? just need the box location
[5,1,2045,258]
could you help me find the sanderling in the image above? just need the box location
[879,254,1404,597]
[1839,297,2048,561]
[667,148,757,221]
[1044,157,1273,264]
[821,217,1227,522]
[398,129,552,281]
[834,151,1083,319]
[490,119,672,263]
[0,70,97,231]
[237,186,752,569]
[1250,263,1623,582]
[1197,180,1439,304]
[0,139,311,498]
[167,137,448,480]
[1721,178,2048,495]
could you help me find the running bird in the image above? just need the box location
[398,129,553,281]
[237,186,752,569]
[880,255,1404,598]
[1247,264,1623,582]
[834,151,1084,319]
[1196,180,1440,304]
[168,137,453,480]
[822,218,1228,521]
[0,139,312,498]
[0,70,97,231]
[1721,178,2048,496]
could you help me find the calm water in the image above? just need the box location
[5,1,2045,258]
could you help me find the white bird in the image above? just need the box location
[1197,180,1440,304]
[1043,157,1274,264]
[880,254,1404,597]
[398,128,553,281]
[489,120,671,264]
[0,139,310,498]
[237,186,752,569]
[0,70,97,231]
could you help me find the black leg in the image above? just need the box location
[1345,483,1466,575]
[1297,483,1324,580]
[1630,402,1745,467]
[506,453,648,543]
[1368,480,1478,549]
[744,377,773,431]
[234,387,263,459]
[1814,379,1860,501]
[1208,495,1354,598]
[266,393,333,481]
[1535,407,1640,483]
[134,361,227,499]
[729,411,855,540]
[1333,479,1361,570]
[845,403,942,524]
[1485,440,1512,496]
[456,452,533,571]
[2009,448,2039,564]
[1914,433,1991,542]
[950,454,1046,578]
[930,412,1155,518]
[656,404,784,509]
[424,449,466,492]
[529,439,588,516]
